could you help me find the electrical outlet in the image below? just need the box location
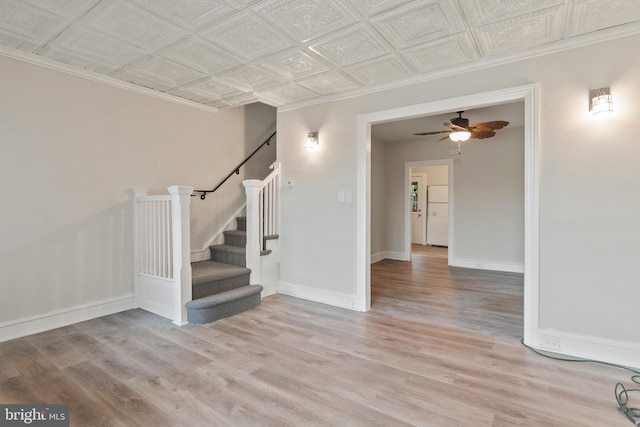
[539,335,561,352]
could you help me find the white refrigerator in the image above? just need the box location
[426,185,449,247]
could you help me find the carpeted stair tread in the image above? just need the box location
[211,244,246,254]
[191,260,250,286]
[186,285,263,324]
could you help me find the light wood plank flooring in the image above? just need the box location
[0,245,633,426]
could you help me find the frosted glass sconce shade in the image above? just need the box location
[589,87,613,115]
[305,132,319,149]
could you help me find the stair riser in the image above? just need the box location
[224,232,246,247]
[192,274,250,299]
[187,293,261,324]
[210,248,246,267]
[236,217,246,231]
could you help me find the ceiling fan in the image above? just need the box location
[413,111,509,142]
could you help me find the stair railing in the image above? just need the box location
[132,186,193,325]
[243,161,281,285]
[194,131,276,200]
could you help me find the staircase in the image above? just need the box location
[185,217,264,324]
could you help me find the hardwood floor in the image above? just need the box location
[0,246,633,426]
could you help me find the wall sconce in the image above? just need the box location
[305,131,319,150]
[589,87,613,115]
[449,130,471,142]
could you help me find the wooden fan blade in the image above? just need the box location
[470,120,509,131]
[470,130,496,139]
[445,122,467,132]
[413,130,451,136]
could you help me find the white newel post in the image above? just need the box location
[243,180,262,285]
[168,185,194,325]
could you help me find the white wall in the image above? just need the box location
[412,165,448,186]
[277,32,640,348]
[0,55,275,331]
[370,137,386,259]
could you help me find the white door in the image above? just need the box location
[410,174,426,244]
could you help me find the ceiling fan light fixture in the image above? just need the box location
[449,130,471,142]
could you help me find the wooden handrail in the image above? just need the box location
[193,131,276,200]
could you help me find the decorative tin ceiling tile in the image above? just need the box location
[218,92,260,107]
[372,0,466,49]
[0,27,38,50]
[348,0,417,18]
[297,71,361,95]
[121,56,207,90]
[0,0,68,50]
[400,33,478,72]
[218,65,286,91]
[168,86,213,103]
[111,68,172,91]
[460,0,563,26]
[39,45,119,73]
[22,0,99,20]
[257,0,358,43]
[80,0,188,51]
[473,7,565,56]
[257,82,318,104]
[160,37,244,74]
[186,78,246,100]
[567,0,640,36]
[47,25,143,68]
[343,54,413,85]
[130,0,237,30]
[309,24,392,67]
[200,11,294,61]
[261,49,331,79]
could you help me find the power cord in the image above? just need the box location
[520,338,640,426]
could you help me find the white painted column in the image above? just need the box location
[243,180,262,285]
[168,185,194,325]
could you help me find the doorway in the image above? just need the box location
[356,84,539,345]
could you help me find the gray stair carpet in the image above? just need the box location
[185,216,264,324]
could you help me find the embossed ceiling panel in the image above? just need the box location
[258,0,359,42]
[199,11,295,61]
[1,0,640,109]
[80,0,189,51]
[473,6,565,56]
[344,54,413,85]
[401,33,479,72]
[567,0,640,37]
[372,0,465,49]
[309,23,392,67]
[460,0,563,26]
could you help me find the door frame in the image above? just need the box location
[406,162,453,261]
[356,83,539,346]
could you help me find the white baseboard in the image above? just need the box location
[371,252,385,263]
[384,251,409,261]
[449,257,524,273]
[534,329,640,370]
[0,294,136,343]
[277,281,357,310]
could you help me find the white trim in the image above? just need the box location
[0,45,219,114]
[536,330,640,370]
[0,294,136,343]
[370,251,408,263]
[450,258,525,274]
[277,281,357,310]
[279,22,640,112]
[405,160,454,264]
[357,83,539,344]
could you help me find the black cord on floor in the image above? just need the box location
[520,338,640,426]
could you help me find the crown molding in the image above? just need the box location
[0,45,219,114]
